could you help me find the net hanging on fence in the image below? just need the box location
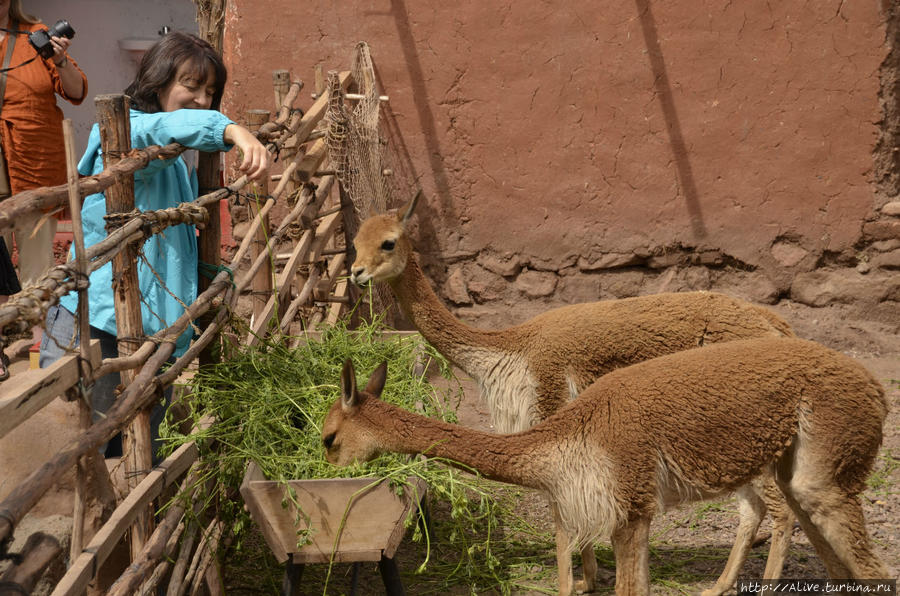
[324,41,392,219]
[324,41,420,321]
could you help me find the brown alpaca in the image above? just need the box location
[350,192,796,594]
[323,339,889,596]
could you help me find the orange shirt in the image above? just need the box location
[0,21,87,194]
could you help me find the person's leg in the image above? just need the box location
[76,323,173,463]
[16,214,57,347]
[89,328,123,457]
[15,213,57,287]
[41,305,122,456]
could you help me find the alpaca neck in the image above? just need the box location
[370,398,551,490]
[388,254,512,371]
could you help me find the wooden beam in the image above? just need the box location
[247,208,341,347]
[0,532,62,593]
[294,71,351,144]
[295,138,329,182]
[50,440,199,596]
[95,94,154,559]
[0,340,101,439]
[0,143,185,232]
[326,279,349,326]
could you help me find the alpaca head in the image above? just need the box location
[321,359,389,466]
[349,190,421,286]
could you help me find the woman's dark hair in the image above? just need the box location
[124,32,227,113]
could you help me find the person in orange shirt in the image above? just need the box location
[0,0,86,367]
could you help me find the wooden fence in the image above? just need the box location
[0,60,363,594]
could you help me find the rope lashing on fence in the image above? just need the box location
[0,143,187,234]
[0,199,223,341]
[198,262,234,287]
[227,189,276,207]
[104,203,210,236]
[0,265,88,342]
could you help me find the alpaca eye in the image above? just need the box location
[381,240,396,251]
[323,433,336,449]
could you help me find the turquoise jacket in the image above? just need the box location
[60,108,234,357]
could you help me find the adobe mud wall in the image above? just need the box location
[224,1,900,323]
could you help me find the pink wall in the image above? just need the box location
[223,1,894,314]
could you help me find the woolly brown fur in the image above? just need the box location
[350,195,804,595]
[323,338,889,594]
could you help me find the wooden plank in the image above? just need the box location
[383,478,426,559]
[295,138,329,182]
[246,228,314,347]
[246,109,273,324]
[51,440,199,596]
[0,340,101,439]
[96,94,153,558]
[294,71,351,144]
[247,210,342,347]
[326,274,349,326]
[239,462,289,563]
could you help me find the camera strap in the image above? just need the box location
[0,22,16,198]
[0,21,17,115]
[0,24,36,74]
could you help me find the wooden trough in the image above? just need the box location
[240,461,426,595]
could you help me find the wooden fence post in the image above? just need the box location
[246,109,272,324]
[196,152,221,368]
[95,93,153,560]
[273,69,290,112]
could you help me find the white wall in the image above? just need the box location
[28,0,197,153]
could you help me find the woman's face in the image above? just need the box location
[158,61,216,112]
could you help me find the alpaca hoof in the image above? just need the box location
[700,587,725,596]
[574,578,596,594]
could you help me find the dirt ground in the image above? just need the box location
[248,298,899,595]
[10,291,895,594]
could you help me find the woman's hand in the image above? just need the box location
[49,36,71,66]
[49,35,85,100]
[223,124,272,182]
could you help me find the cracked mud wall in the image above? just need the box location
[225,1,898,321]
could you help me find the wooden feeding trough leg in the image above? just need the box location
[280,560,302,596]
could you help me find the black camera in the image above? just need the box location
[29,20,75,59]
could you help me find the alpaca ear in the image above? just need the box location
[397,189,422,225]
[364,361,388,398]
[340,359,358,411]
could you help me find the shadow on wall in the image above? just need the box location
[354,0,453,265]
[375,0,709,257]
[635,0,708,240]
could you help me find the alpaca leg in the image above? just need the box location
[611,516,651,596]
[701,485,767,596]
[576,543,599,593]
[777,478,852,578]
[786,484,888,579]
[778,434,887,580]
[551,500,576,596]
[760,475,793,580]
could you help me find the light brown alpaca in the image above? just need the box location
[323,339,889,596]
[350,192,796,594]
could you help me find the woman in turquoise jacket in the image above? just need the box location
[41,32,270,460]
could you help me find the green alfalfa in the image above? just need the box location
[159,313,551,594]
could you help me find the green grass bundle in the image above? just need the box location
[161,316,557,594]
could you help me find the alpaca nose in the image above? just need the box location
[350,266,366,284]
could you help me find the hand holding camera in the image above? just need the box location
[28,19,75,65]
